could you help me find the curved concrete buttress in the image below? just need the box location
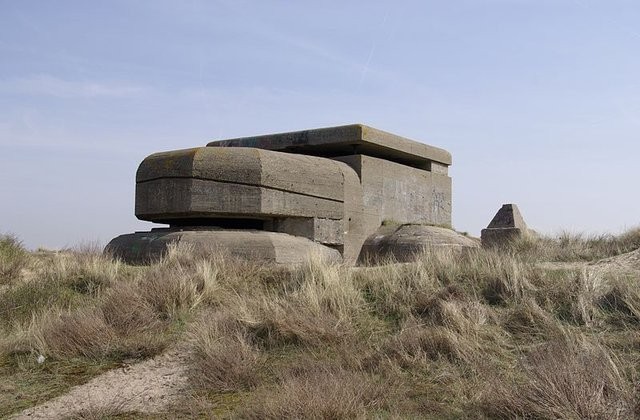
[105,229,342,265]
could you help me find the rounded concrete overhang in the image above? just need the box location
[135,147,359,223]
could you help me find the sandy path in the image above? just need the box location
[13,347,190,419]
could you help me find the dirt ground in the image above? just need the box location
[13,346,189,419]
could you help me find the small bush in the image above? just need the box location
[0,249,124,330]
[39,308,116,359]
[189,312,263,392]
[238,366,401,419]
[381,319,481,367]
[0,234,29,285]
[502,300,559,339]
[0,275,78,329]
[480,334,635,419]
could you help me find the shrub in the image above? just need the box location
[0,234,29,285]
[38,308,116,359]
[189,312,263,392]
[502,299,559,339]
[0,274,78,329]
[237,365,401,419]
[480,334,635,419]
[0,248,124,331]
[218,256,362,349]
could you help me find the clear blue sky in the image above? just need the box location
[1,0,639,249]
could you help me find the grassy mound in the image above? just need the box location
[2,229,640,418]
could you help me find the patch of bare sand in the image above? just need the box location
[538,248,640,277]
[589,248,640,275]
[13,346,189,419]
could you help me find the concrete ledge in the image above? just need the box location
[105,228,342,265]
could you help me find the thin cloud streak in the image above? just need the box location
[0,75,150,98]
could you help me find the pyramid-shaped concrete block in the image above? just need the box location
[481,204,528,247]
[486,204,527,229]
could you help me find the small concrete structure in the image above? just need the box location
[359,224,479,263]
[481,204,528,247]
[107,124,455,264]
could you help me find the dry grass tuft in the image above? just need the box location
[413,286,491,334]
[531,268,640,328]
[510,227,640,262]
[100,283,162,337]
[597,279,640,326]
[502,299,560,339]
[40,246,123,295]
[480,333,636,419]
[1,242,223,362]
[378,315,504,370]
[354,248,538,329]
[216,255,363,349]
[0,250,124,333]
[0,234,30,285]
[188,312,263,393]
[238,365,401,419]
[63,396,138,419]
[39,308,117,359]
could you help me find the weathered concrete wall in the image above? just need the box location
[266,218,344,245]
[334,155,452,235]
[136,178,344,221]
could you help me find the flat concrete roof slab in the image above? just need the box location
[207,124,452,168]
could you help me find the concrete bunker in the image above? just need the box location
[106,124,456,264]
